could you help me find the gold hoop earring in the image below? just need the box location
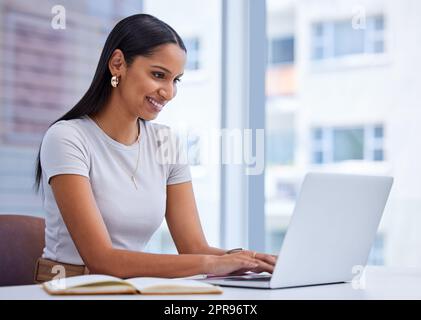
[111,75,119,88]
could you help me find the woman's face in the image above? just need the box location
[114,43,186,121]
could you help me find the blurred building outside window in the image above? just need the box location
[265,0,421,267]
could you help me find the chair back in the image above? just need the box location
[0,214,45,286]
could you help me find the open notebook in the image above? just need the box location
[42,274,223,295]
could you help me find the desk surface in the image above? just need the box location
[1,266,421,300]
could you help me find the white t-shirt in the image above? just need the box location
[40,115,191,265]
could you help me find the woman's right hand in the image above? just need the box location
[204,251,274,276]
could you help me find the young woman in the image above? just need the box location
[34,14,276,281]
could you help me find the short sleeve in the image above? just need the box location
[152,124,191,185]
[167,161,192,185]
[167,133,192,185]
[40,122,90,184]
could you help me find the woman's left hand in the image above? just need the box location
[226,250,278,275]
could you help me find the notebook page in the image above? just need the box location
[125,277,217,291]
[46,274,124,289]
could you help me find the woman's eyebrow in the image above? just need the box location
[151,65,183,77]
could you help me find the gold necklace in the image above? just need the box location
[93,116,141,190]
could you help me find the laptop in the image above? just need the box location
[203,172,393,289]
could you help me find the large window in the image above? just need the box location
[265,0,421,267]
[3,0,421,269]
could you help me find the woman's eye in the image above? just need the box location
[152,72,165,79]
[152,71,181,83]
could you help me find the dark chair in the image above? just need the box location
[0,214,45,286]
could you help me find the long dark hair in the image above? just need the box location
[34,13,186,192]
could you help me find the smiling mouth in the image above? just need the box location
[146,96,164,112]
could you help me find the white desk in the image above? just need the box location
[1,266,421,300]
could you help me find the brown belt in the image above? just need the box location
[34,257,90,284]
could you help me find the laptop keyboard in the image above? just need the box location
[221,275,272,282]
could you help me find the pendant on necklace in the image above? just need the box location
[131,176,138,190]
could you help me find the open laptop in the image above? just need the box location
[203,172,393,289]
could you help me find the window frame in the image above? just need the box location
[311,15,386,61]
[220,0,267,252]
[311,124,385,164]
